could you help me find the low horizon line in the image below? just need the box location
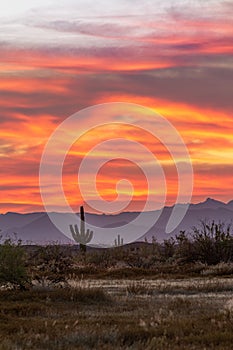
[1,197,232,216]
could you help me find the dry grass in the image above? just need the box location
[1,278,233,349]
[126,281,153,296]
[201,262,233,276]
[66,277,233,296]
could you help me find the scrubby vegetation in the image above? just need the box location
[0,238,30,290]
[0,220,233,348]
[1,220,233,286]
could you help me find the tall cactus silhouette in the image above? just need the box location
[69,206,93,253]
[114,234,124,247]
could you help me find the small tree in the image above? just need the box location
[0,238,29,289]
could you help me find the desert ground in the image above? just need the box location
[1,276,233,350]
[1,225,233,349]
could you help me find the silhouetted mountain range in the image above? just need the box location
[0,198,232,245]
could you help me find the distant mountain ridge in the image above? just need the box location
[0,198,232,245]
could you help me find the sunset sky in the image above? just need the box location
[0,0,232,213]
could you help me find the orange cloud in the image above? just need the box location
[1,81,232,213]
[0,10,232,213]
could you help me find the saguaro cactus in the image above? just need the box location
[69,206,93,253]
[114,234,124,247]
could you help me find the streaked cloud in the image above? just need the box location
[0,0,232,212]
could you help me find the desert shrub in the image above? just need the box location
[86,249,118,268]
[174,221,233,265]
[0,238,29,289]
[191,220,233,264]
[123,252,146,268]
[160,238,176,261]
[122,243,160,269]
[30,244,73,286]
[175,231,198,263]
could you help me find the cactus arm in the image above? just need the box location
[69,224,75,236]
[86,229,93,243]
[70,225,78,242]
[74,224,80,234]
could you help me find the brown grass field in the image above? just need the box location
[1,276,233,349]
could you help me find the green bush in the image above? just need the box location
[0,238,29,289]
